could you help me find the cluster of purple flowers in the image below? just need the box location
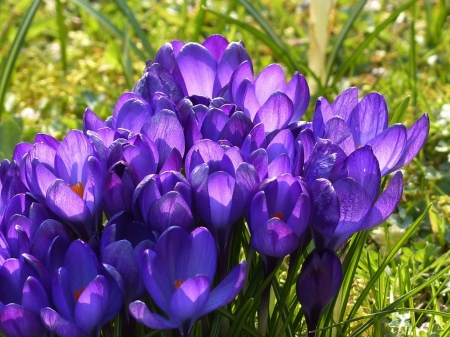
[0,35,429,337]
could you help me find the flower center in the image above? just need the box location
[70,181,84,198]
[74,287,86,302]
[174,279,184,289]
[270,212,284,220]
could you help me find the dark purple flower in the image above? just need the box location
[247,173,310,257]
[296,249,342,337]
[0,256,51,337]
[40,240,124,337]
[129,226,246,337]
[312,88,429,176]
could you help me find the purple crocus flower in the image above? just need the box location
[228,61,310,128]
[22,130,104,241]
[0,159,28,224]
[296,249,342,337]
[247,173,311,258]
[132,170,194,234]
[185,139,259,253]
[312,87,429,175]
[129,226,246,337]
[0,256,51,337]
[40,240,124,337]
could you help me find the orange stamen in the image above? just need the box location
[74,286,86,302]
[174,280,184,289]
[70,181,84,198]
[270,212,284,220]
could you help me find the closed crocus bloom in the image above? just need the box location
[0,256,51,337]
[185,139,259,253]
[129,226,246,337]
[40,240,124,337]
[132,171,194,234]
[296,249,342,337]
[23,130,104,241]
[247,173,311,257]
[312,87,429,176]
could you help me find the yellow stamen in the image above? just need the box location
[270,212,284,220]
[74,286,86,302]
[174,280,184,289]
[69,181,84,198]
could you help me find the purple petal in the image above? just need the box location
[216,42,251,92]
[367,124,406,176]
[250,217,300,257]
[312,97,333,139]
[202,35,229,63]
[296,249,342,333]
[359,171,403,230]
[248,190,270,231]
[267,129,295,162]
[207,172,235,229]
[218,111,253,147]
[155,43,177,72]
[185,139,224,178]
[176,43,217,97]
[0,304,47,337]
[230,60,254,100]
[324,116,356,154]
[348,92,388,147]
[286,72,310,122]
[247,149,268,182]
[234,79,260,120]
[254,92,294,134]
[200,261,246,316]
[285,193,311,237]
[129,301,178,329]
[41,307,90,337]
[22,276,49,315]
[201,108,229,142]
[74,275,109,333]
[168,275,211,325]
[329,178,372,250]
[52,267,75,322]
[176,227,217,285]
[148,192,193,233]
[114,94,152,133]
[254,64,286,105]
[389,113,430,173]
[267,154,292,178]
[83,107,106,133]
[330,87,359,122]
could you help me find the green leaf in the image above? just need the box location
[0,0,42,119]
[0,115,23,159]
[55,0,67,73]
[390,96,410,125]
[324,0,368,86]
[225,298,256,337]
[113,0,155,58]
[68,0,147,61]
[332,0,416,87]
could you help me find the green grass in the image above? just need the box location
[1,0,450,335]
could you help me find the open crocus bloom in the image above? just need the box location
[129,226,246,337]
[312,87,429,176]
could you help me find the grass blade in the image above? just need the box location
[113,0,154,58]
[324,0,367,86]
[68,0,147,62]
[55,0,67,73]
[390,96,410,125]
[0,0,42,118]
[332,0,416,87]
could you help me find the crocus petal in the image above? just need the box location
[286,72,310,123]
[22,276,49,315]
[74,275,109,333]
[30,219,70,265]
[148,192,193,233]
[202,35,229,63]
[330,87,359,122]
[230,60,254,101]
[348,92,388,147]
[324,116,355,154]
[359,171,403,231]
[52,268,75,322]
[200,261,246,316]
[168,275,211,325]
[248,190,270,231]
[129,301,178,329]
[266,129,295,162]
[389,113,430,173]
[176,43,217,97]
[83,107,106,133]
[201,108,229,142]
[250,217,300,257]
[114,94,152,133]
[54,130,92,186]
[207,172,235,229]
[329,178,372,250]
[267,154,292,178]
[41,307,90,337]
[296,249,342,334]
[309,179,340,251]
[367,124,406,176]
[216,42,251,92]
[0,304,47,337]
[254,92,294,134]
[313,97,333,139]
[176,227,217,285]
[254,64,286,105]
[218,111,253,147]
